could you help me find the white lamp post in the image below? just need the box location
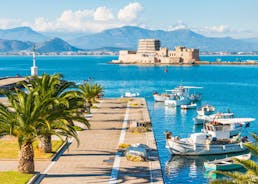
[31,46,38,76]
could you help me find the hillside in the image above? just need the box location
[0,27,48,42]
[70,26,258,52]
[36,38,82,53]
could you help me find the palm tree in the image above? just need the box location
[210,133,258,184]
[78,82,103,113]
[0,89,51,173]
[21,74,90,153]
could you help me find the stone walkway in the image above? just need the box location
[0,98,163,184]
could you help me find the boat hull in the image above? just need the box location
[204,162,243,171]
[166,139,247,156]
[204,152,251,171]
[165,99,191,106]
[193,115,210,125]
[153,94,169,102]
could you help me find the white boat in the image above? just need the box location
[204,152,251,171]
[121,91,140,98]
[165,118,255,156]
[181,103,197,109]
[165,95,191,107]
[194,112,234,125]
[153,90,172,102]
[153,86,202,102]
[197,105,215,116]
[203,118,255,137]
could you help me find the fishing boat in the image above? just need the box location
[165,118,255,155]
[153,90,173,102]
[181,103,197,109]
[197,105,215,116]
[203,118,254,137]
[153,86,202,102]
[204,152,251,171]
[194,112,234,125]
[164,95,191,107]
[121,91,140,98]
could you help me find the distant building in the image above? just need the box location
[113,39,200,64]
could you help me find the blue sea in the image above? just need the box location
[1,55,258,183]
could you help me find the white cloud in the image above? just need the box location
[0,2,145,33]
[117,2,144,22]
[167,20,189,31]
[0,18,23,29]
[93,6,114,21]
[204,25,231,33]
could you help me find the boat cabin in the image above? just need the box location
[204,118,255,139]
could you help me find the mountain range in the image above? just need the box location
[0,26,258,53]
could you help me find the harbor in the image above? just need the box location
[1,55,258,183]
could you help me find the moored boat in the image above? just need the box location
[165,117,255,155]
[204,152,251,171]
[121,91,140,98]
[194,112,234,125]
[153,90,172,102]
[153,85,202,102]
[165,95,191,107]
[197,105,215,116]
[181,103,197,109]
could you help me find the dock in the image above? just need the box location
[0,77,26,90]
[22,98,163,183]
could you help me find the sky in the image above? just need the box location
[0,0,258,38]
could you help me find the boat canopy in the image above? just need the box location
[214,118,255,125]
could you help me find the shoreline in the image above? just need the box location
[109,60,258,66]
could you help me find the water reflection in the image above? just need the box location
[164,106,177,116]
[153,102,165,110]
[165,152,249,183]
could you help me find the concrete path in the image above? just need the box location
[0,98,163,184]
[39,98,163,184]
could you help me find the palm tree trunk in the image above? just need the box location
[39,135,52,153]
[18,142,34,174]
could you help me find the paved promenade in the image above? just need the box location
[32,98,163,184]
[0,77,26,89]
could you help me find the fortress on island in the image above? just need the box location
[112,39,200,65]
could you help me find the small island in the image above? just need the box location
[111,38,258,65]
[111,39,200,65]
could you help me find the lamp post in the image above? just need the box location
[31,46,38,76]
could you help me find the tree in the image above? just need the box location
[21,74,90,153]
[78,82,103,113]
[210,133,258,184]
[0,89,51,173]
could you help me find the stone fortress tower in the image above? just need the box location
[137,39,160,54]
[114,39,200,64]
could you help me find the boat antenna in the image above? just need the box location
[227,108,230,113]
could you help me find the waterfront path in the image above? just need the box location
[33,98,163,184]
[0,77,26,89]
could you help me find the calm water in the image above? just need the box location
[1,55,258,183]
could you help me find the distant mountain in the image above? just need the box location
[0,39,33,52]
[70,26,258,52]
[36,37,82,53]
[0,26,258,52]
[241,38,258,44]
[85,47,127,52]
[0,27,48,42]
